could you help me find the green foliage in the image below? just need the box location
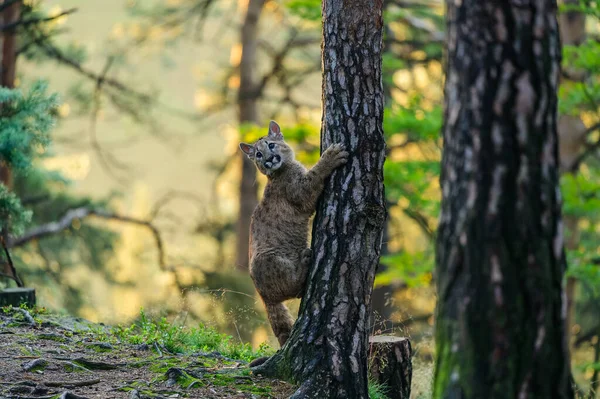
[385,161,440,218]
[384,99,443,143]
[557,2,600,389]
[561,0,600,19]
[558,0,600,304]
[561,171,600,217]
[367,379,390,399]
[8,156,118,311]
[0,185,32,236]
[284,0,321,21]
[558,80,600,116]
[377,251,434,288]
[0,82,58,236]
[0,81,57,171]
[564,40,600,73]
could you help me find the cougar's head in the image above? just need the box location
[239,121,295,177]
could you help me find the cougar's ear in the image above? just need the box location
[239,143,256,159]
[268,120,284,141]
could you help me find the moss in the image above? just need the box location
[432,317,468,398]
[149,357,181,374]
[37,333,68,342]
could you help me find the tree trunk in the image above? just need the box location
[0,0,20,187]
[434,1,573,398]
[1,0,20,280]
[235,0,264,271]
[1,0,19,89]
[252,1,386,398]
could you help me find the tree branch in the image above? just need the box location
[0,8,77,32]
[28,33,153,105]
[569,122,600,172]
[1,235,23,287]
[7,208,167,271]
[396,14,444,42]
[403,207,435,240]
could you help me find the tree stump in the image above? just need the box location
[368,336,412,399]
[0,287,36,307]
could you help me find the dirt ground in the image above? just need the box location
[0,309,294,399]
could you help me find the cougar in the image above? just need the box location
[239,120,348,348]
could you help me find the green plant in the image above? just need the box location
[109,309,273,362]
[368,379,390,399]
[0,81,57,235]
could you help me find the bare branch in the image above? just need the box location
[254,30,302,97]
[385,139,415,155]
[0,8,77,32]
[26,32,153,105]
[0,272,20,285]
[570,122,600,172]
[403,207,435,240]
[1,235,22,287]
[88,56,133,184]
[149,190,205,220]
[8,208,167,271]
[396,14,444,41]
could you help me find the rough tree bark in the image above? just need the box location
[252,0,386,398]
[235,0,264,271]
[434,0,573,398]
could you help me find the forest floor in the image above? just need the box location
[0,307,295,399]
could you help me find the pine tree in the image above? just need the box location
[252,1,386,397]
[433,0,573,397]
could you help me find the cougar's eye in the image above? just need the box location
[268,143,275,150]
[256,152,263,158]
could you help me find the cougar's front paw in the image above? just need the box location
[323,143,349,168]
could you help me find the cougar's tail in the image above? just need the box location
[265,302,294,346]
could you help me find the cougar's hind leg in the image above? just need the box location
[264,302,294,346]
[252,254,306,301]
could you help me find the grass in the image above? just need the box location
[2,305,273,363]
[88,308,274,362]
[3,305,431,398]
[368,379,391,399]
[1,305,294,398]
